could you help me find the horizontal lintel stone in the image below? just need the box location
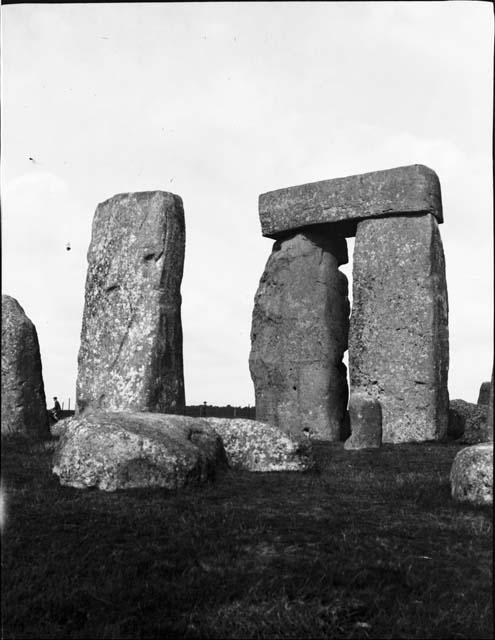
[259,164,443,239]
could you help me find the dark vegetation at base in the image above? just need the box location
[50,407,254,420]
[184,405,255,419]
[1,437,492,639]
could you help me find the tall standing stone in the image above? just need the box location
[76,191,185,415]
[1,295,49,438]
[249,230,349,440]
[349,214,449,442]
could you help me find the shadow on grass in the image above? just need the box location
[1,437,492,639]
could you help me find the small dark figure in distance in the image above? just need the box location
[49,396,62,423]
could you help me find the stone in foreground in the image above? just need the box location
[205,418,314,471]
[450,443,493,506]
[76,191,185,415]
[52,412,226,491]
[344,393,382,450]
[259,164,442,239]
[249,230,349,440]
[448,400,488,444]
[1,295,49,439]
[477,381,491,406]
[349,214,449,443]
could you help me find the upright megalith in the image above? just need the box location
[76,191,185,415]
[249,230,349,440]
[253,164,449,443]
[1,295,49,438]
[349,214,449,442]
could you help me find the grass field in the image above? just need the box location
[1,436,492,639]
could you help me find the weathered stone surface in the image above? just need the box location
[1,295,49,439]
[249,230,349,440]
[349,214,449,443]
[449,399,488,444]
[205,418,314,471]
[52,412,226,491]
[450,443,493,505]
[487,368,494,441]
[76,191,185,415]
[477,381,491,405]
[344,392,382,450]
[259,165,442,239]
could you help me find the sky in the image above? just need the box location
[1,1,493,408]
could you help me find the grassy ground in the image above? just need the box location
[1,436,492,639]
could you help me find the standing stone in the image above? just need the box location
[477,381,491,405]
[344,392,382,450]
[1,295,49,438]
[76,191,185,415]
[349,214,449,443]
[249,230,349,440]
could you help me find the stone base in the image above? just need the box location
[344,392,382,450]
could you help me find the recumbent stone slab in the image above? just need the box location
[205,418,314,471]
[344,392,382,450]
[1,295,49,439]
[52,412,227,491]
[76,191,185,415]
[448,399,487,444]
[249,230,349,440]
[259,164,442,239]
[349,214,449,443]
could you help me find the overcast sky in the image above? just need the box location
[1,2,493,408]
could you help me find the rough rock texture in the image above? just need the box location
[249,230,349,440]
[349,214,449,443]
[1,295,49,439]
[52,412,226,491]
[76,192,185,415]
[344,392,382,450]
[477,381,491,406]
[205,418,314,471]
[487,368,494,442]
[449,399,488,444]
[450,443,493,506]
[259,165,442,239]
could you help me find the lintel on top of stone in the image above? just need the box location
[259,164,442,239]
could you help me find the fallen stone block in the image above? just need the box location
[1,295,49,439]
[76,191,185,415]
[450,443,493,506]
[449,399,488,444]
[52,412,226,491]
[344,393,382,450]
[205,418,314,471]
[259,164,442,239]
